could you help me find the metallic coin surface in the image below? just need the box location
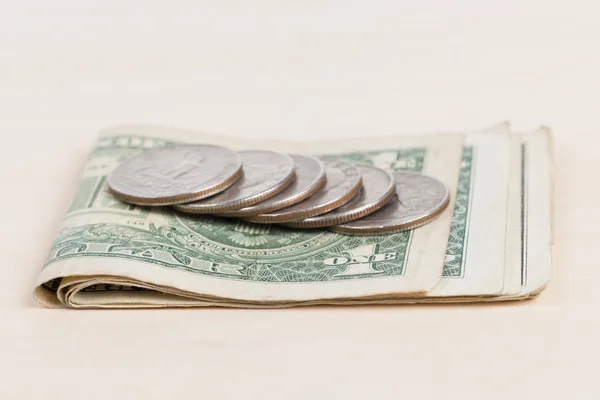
[107,144,242,206]
[219,154,326,217]
[330,171,450,235]
[284,165,395,228]
[245,159,362,224]
[174,150,296,214]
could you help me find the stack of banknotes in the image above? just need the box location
[34,123,553,308]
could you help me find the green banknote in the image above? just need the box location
[34,126,462,307]
[33,125,552,308]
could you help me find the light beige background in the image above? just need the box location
[0,1,598,399]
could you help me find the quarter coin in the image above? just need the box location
[219,154,326,217]
[330,171,450,235]
[284,165,395,228]
[245,159,362,224]
[174,150,296,214]
[107,144,242,206]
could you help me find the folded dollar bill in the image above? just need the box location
[34,124,553,308]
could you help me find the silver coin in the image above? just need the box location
[174,150,296,214]
[219,154,326,217]
[330,171,450,235]
[245,159,362,224]
[107,144,242,206]
[284,165,396,228]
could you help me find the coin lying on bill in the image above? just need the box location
[330,171,449,235]
[107,144,242,206]
[246,159,362,224]
[220,154,326,217]
[174,150,296,214]
[284,165,395,228]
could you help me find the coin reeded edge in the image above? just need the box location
[108,166,243,206]
[218,166,327,217]
[283,169,396,228]
[174,169,297,214]
[329,190,450,235]
[245,173,363,224]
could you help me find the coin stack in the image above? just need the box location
[107,144,450,235]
